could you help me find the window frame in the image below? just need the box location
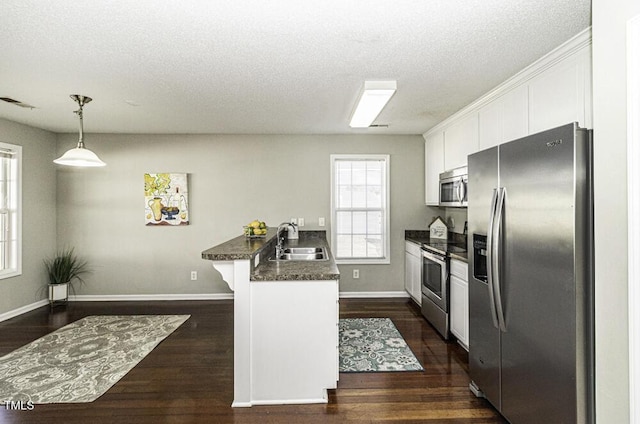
[330,154,390,265]
[0,142,22,279]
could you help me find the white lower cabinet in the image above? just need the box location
[251,279,338,404]
[449,259,468,350]
[404,241,422,305]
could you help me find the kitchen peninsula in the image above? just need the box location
[202,229,340,407]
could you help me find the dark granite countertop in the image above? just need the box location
[449,251,468,263]
[201,228,279,261]
[405,230,431,245]
[405,230,469,263]
[202,229,340,281]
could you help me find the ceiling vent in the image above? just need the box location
[0,97,36,109]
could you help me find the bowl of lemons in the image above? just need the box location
[244,220,268,238]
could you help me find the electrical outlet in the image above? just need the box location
[190,271,197,281]
[290,218,298,225]
[318,217,325,227]
[298,218,305,227]
[353,269,359,279]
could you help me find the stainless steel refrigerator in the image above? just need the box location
[467,122,594,424]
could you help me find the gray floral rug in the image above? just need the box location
[0,315,189,404]
[339,318,423,372]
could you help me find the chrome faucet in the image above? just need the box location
[275,222,297,258]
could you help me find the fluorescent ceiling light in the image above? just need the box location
[349,80,397,128]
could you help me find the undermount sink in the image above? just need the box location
[283,247,324,254]
[270,247,328,261]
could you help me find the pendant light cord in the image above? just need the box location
[71,95,92,150]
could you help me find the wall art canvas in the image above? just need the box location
[144,173,189,226]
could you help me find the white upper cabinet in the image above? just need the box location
[478,84,529,150]
[422,29,591,206]
[528,46,592,133]
[443,113,478,170]
[424,131,444,205]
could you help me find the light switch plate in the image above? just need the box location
[319,217,325,227]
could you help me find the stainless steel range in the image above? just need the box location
[420,241,467,340]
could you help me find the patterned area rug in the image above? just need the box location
[0,315,189,404]
[339,318,423,372]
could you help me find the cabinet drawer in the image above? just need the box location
[450,259,468,280]
[405,241,422,257]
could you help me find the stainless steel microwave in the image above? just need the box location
[439,167,468,207]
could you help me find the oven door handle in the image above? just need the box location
[422,249,446,266]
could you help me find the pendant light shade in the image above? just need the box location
[54,95,106,167]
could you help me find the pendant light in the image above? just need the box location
[54,95,106,167]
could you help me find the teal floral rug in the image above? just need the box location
[339,318,423,372]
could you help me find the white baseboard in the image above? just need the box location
[69,293,234,302]
[1,292,406,323]
[339,291,410,299]
[0,299,49,323]
[69,292,408,301]
[248,397,329,406]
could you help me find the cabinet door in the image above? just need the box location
[404,250,413,295]
[501,84,529,142]
[405,242,422,305]
[479,85,529,150]
[528,48,590,133]
[444,112,479,170]
[450,274,468,349]
[424,131,444,205]
[409,252,422,305]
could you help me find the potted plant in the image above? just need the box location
[44,248,90,305]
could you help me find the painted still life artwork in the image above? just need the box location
[144,173,189,226]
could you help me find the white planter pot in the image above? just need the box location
[49,283,69,302]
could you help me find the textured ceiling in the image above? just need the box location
[0,0,591,135]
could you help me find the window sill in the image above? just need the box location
[335,259,390,265]
[0,269,22,280]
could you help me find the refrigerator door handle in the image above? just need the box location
[486,188,500,329]
[492,187,507,332]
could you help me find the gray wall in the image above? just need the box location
[593,1,640,421]
[0,118,57,315]
[55,133,426,296]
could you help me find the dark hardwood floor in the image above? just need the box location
[0,298,506,423]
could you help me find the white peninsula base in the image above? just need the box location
[212,259,339,407]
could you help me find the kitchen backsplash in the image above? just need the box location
[426,206,467,234]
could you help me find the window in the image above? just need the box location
[0,142,21,278]
[330,154,390,264]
